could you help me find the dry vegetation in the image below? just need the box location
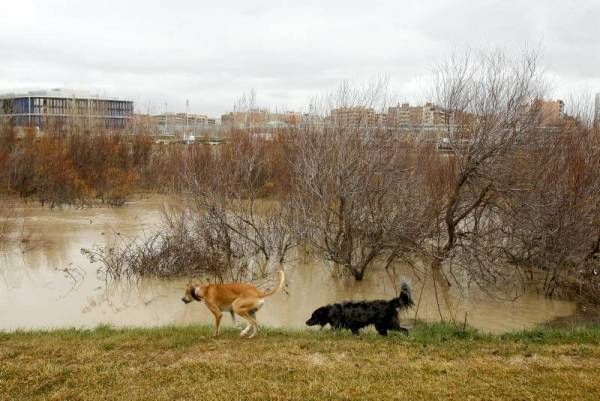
[1,324,600,401]
[1,49,599,401]
[80,51,600,307]
[0,124,188,207]
[1,50,598,305]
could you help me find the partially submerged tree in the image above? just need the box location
[183,129,295,279]
[283,80,423,280]
[418,50,542,278]
[501,112,600,299]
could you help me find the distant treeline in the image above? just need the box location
[0,125,191,207]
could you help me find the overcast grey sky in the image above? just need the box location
[1,0,598,116]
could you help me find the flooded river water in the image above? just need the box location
[0,196,592,333]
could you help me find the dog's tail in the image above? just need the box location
[390,281,414,310]
[260,270,285,298]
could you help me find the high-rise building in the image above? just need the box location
[531,99,564,126]
[0,89,133,130]
[220,109,269,128]
[329,106,376,128]
[386,102,449,132]
[421,102,449,128]
[387,103,422,129]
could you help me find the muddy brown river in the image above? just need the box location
[0,196,592,333]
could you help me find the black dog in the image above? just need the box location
[305,282,414,336]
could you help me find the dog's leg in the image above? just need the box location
[232,299,253,337]
[237,310,259,338]
[375,324,389,336]
[240,322,252,337]
[232,297,262,338]
[205,302,223,337]
[214,314,223,336]
[246,313,259,338]
[230,311,239,328]
[237,312,254,337]
[388,318,409,334]
[391,326,409,334]
[247,310,259,338]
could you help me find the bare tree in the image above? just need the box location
[500,110,600,299]
[389,50,549,319]
[183,129,295,279]
[283,80,423,280]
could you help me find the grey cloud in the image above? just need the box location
[0,0,598,116]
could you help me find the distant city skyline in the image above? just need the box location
[1,1,599,116]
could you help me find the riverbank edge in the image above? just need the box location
[2,321,600,344]
[4,322,600,401]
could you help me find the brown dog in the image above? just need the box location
[181,270,285,338]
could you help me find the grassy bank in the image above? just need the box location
[1,323,600,401]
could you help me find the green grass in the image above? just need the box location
[1,323,600,401]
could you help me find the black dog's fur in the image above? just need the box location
[305,282,414,336]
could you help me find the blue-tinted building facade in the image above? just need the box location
[0,89,134,130]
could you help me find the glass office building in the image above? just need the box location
[0,89,134,130]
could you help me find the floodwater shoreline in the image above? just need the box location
[0,195,598,333]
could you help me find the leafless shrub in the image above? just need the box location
[407,50,544,290]
[183,126,295,272]
[500,107,600,300]
[284,125,421,280]
[83,129,296,283]
[82,208,250,283]
[283,79,440,281]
